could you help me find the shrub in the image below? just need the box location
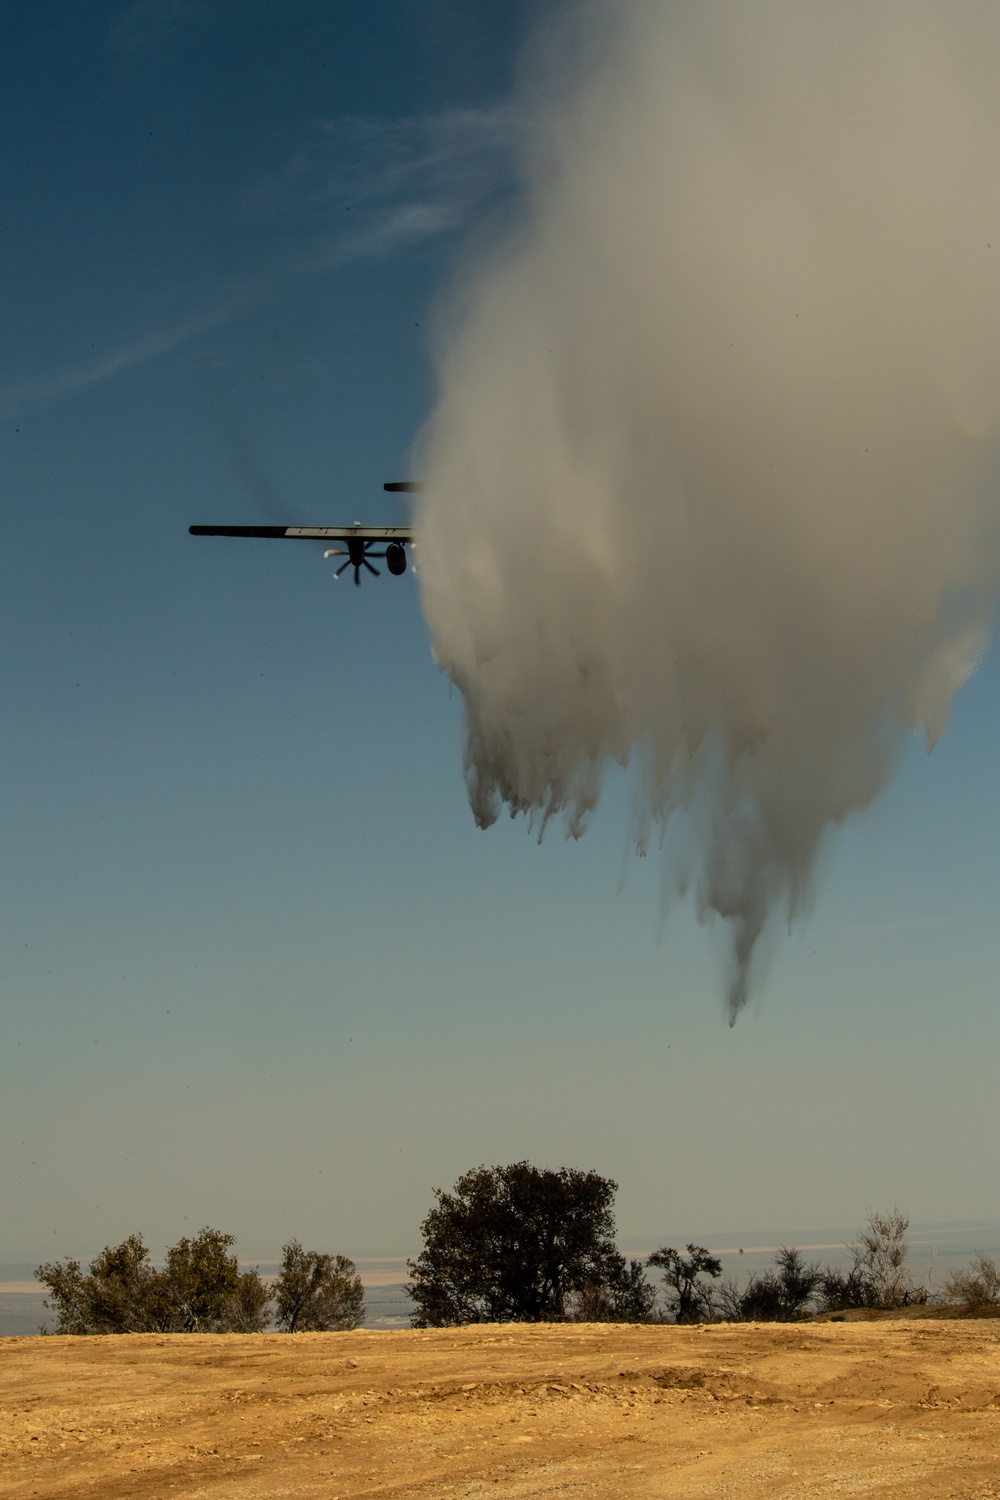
[816,1206,918,1312]
[850,1206,913,1308]
[717,1247,822,1322]
[943,1253,1000,1309]
[36,1228,270,1334]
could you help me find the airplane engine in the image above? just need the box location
[386,542,407,575]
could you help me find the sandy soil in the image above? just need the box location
[2,1319,998,1498]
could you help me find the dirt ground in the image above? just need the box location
[2,1319,999,1499]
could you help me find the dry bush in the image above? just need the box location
[943,1253,1000,1308]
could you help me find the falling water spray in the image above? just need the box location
[415,1,1000,1019]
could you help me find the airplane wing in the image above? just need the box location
[189,525,413,542]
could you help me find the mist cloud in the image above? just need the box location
[415,1,1000,1019]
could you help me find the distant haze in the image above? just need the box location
[416,0,1000,1018]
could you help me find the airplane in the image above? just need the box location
[189,481,421,587]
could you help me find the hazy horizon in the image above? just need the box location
[4,1214,999,1274]
[4,1216,997,1338]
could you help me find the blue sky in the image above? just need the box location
[1,0,997,1266]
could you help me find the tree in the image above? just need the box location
[407,1163,623,1326]
[716,1247,822,1322]
[36,1228,270,1334]
[272,1239,365,1332]
[162,1228,255,1332]
[647,1244,722,1323]
[226,1269,274,1332]
[572,1252,657,1323]
[773,1246,823,1316]
[850,1206,912,1308]
[36,1255,92,1335]
[817,1206,916,1313]
[37,1234,171,1335]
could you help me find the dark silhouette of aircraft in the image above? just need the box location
[190,482,421,587]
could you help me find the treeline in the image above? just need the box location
[34,1163,999,1335]
[36,1230,364,1335]
[405,1164,1000,1326]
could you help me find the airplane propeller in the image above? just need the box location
[324,535,393,585]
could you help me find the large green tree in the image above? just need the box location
[272,1239,365,1332]
[407,1162,630,1326]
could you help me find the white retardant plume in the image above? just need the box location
[415,1,1000,1021]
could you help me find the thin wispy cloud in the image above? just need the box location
[0,305,236,423]
[246,105,520,264]
[325,203,466,266]
[1,104,518,421]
